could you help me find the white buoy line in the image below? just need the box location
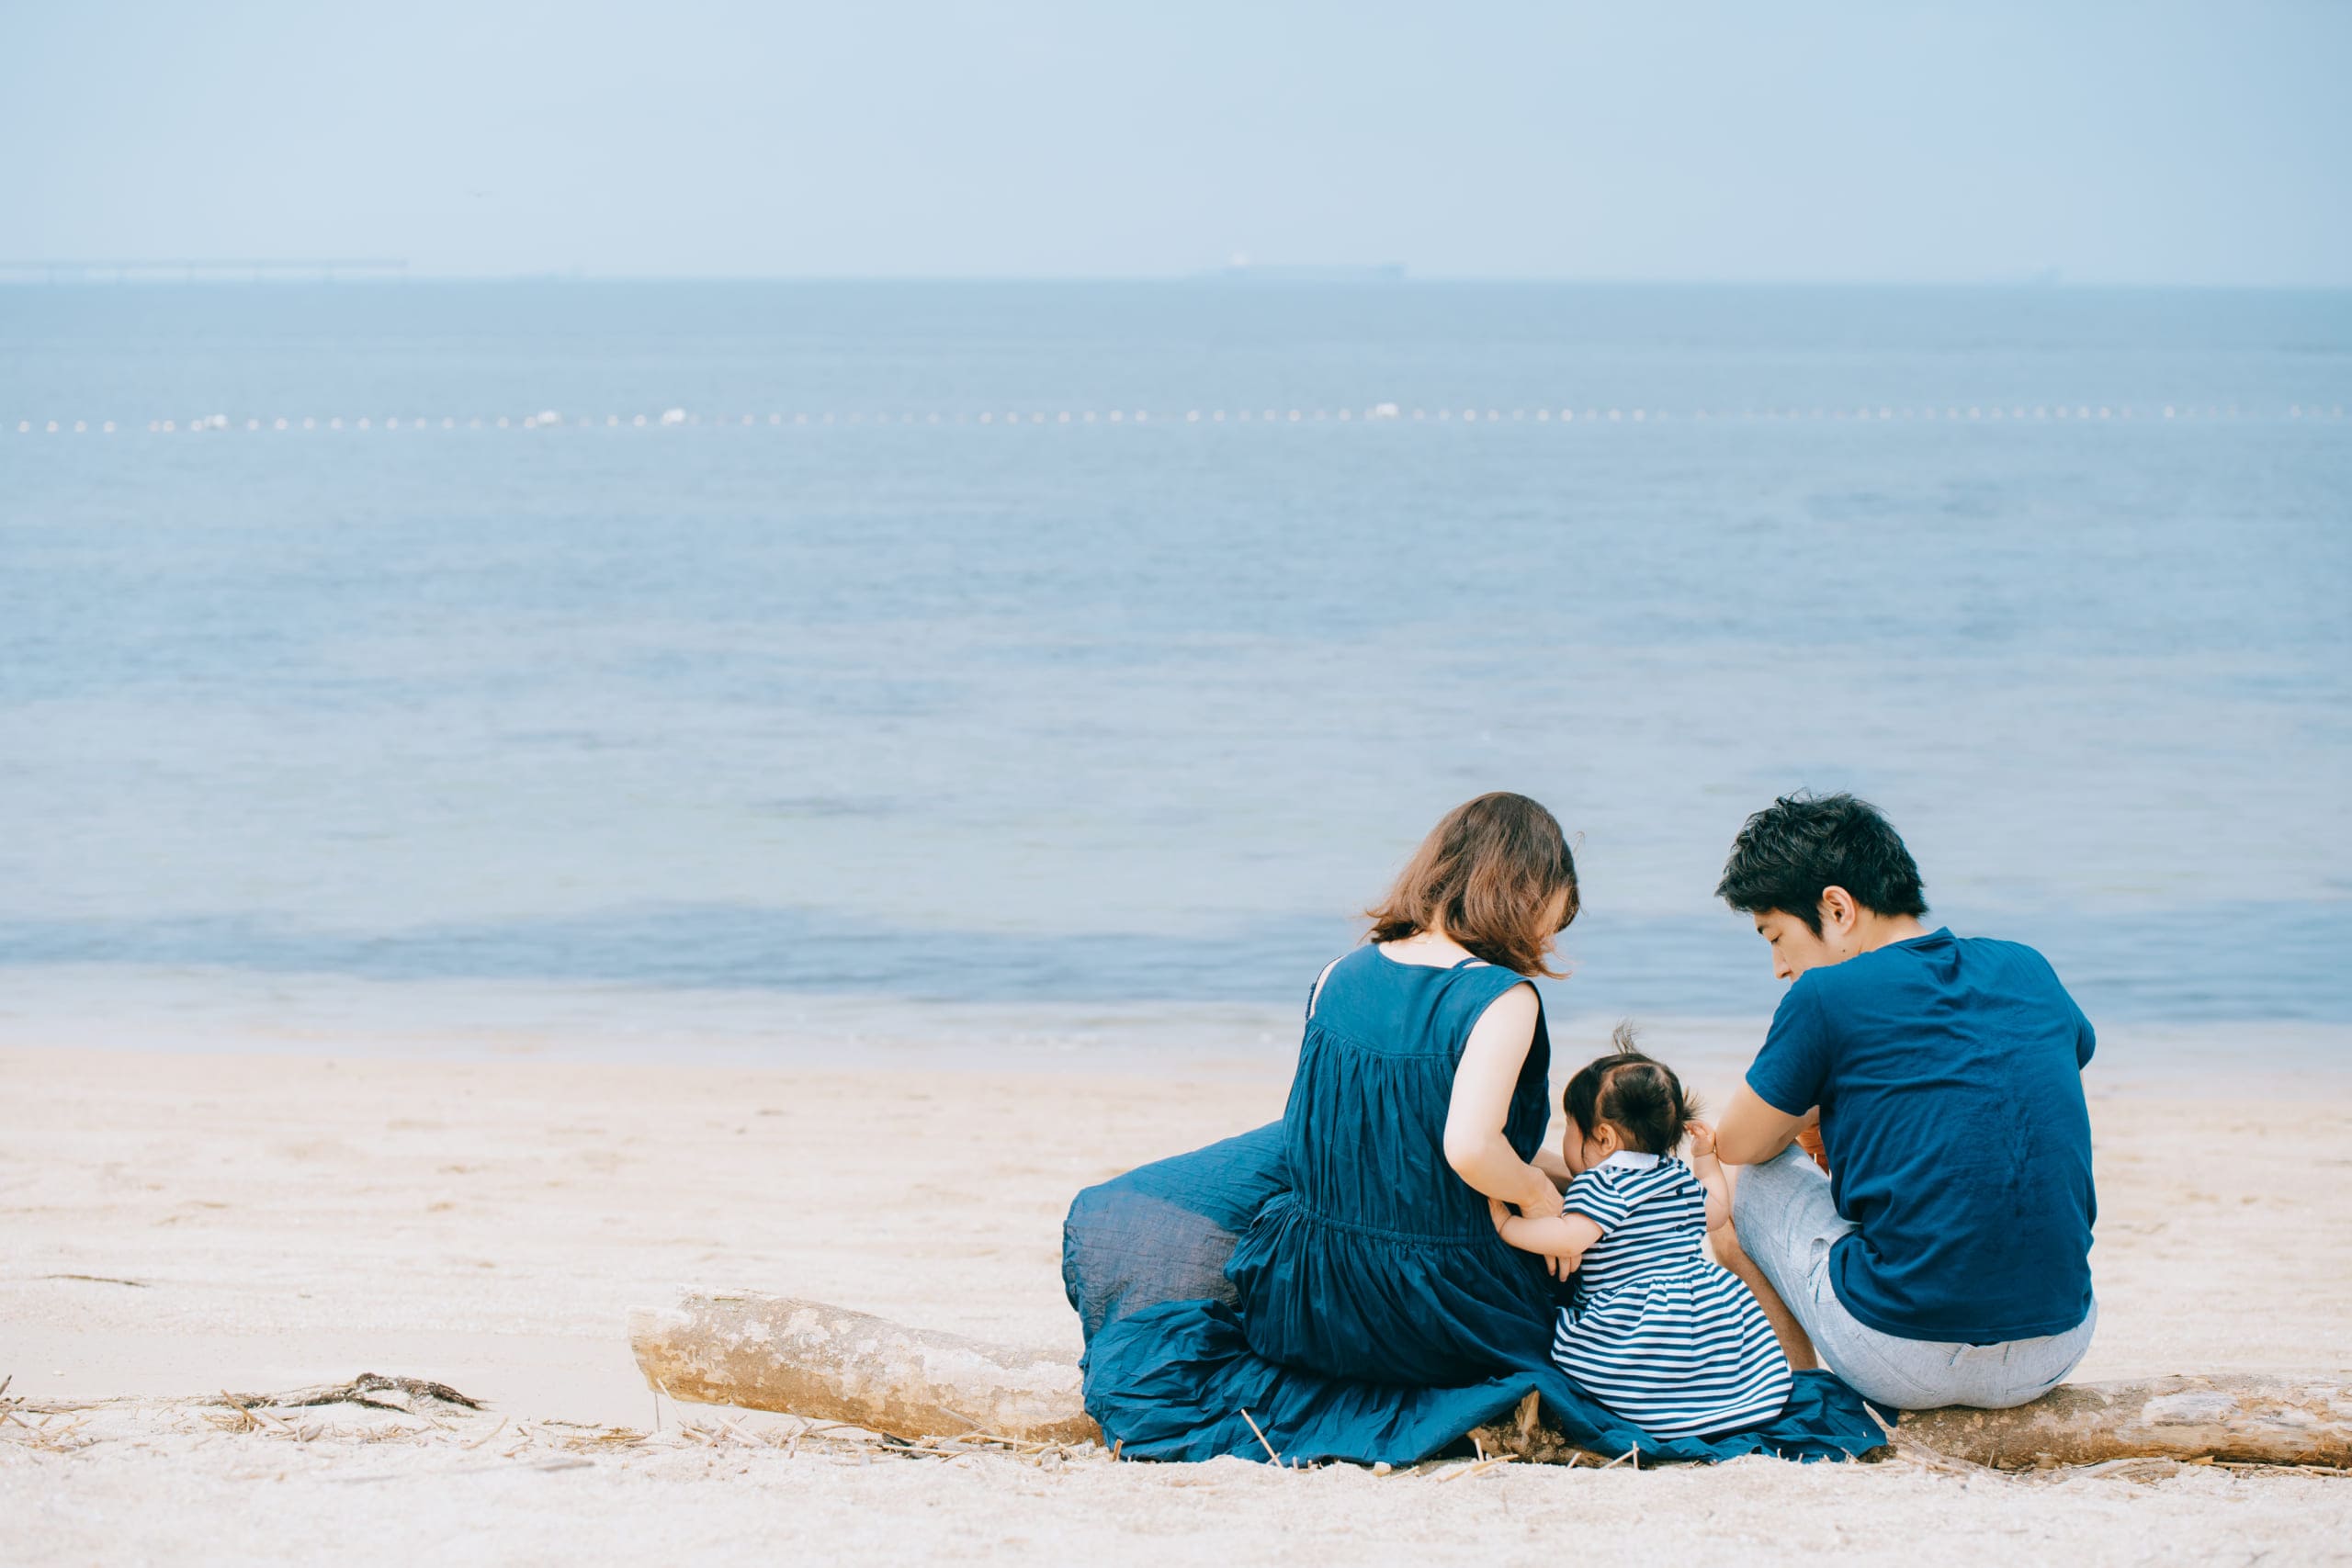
[12,402,2346,435]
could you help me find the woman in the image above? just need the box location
[1063,793,1879,1466]
[1227,791,1575,1386]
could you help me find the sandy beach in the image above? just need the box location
[6,1026,2349,1567]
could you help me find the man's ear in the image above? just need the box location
[1817,886,1858,936]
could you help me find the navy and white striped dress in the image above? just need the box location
[1551,1151,1793,1438]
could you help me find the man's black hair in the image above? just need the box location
[1715,791,1928,935]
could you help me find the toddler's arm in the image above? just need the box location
[1687,1122,1732,1230]
[1488,1198,1604,1273]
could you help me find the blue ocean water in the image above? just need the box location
[2,282,2347,1038]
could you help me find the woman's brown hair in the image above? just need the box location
[1365,792,1579,977]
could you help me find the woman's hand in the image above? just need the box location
[1514,1167,1561,1220]
[1492,1195,1580,1280]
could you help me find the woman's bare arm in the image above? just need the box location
[1441,983,1559,1219]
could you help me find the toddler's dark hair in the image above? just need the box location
[1562,1025,1699,1156]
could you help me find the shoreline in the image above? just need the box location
[5,964,2348,1087]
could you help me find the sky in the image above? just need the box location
[3,1,2347,286]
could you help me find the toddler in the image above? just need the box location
[1491,1034,1793,1438]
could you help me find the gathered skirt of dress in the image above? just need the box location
[1064,1122,1887,1465]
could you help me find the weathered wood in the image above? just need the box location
[9,1374,485,1419]
[630,1292,2352,1468]
[1467,1375,2352,1470]
[234,1374,482,1415]
[1899,1374,2352,1469]
[628,1292,1100,1445]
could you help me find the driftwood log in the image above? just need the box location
[628,1292,1098,1445]
[629,1291,2352,1469]
[1898,1375,2352,1469]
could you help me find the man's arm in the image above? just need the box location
[1730,979,1830,1166]
[1713,1083,1814,1167]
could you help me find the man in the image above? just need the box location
[1709,792,2097,1411]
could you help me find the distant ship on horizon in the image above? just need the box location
[1201,254,1408,284]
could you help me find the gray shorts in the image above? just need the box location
[1730,1145,2095,1411]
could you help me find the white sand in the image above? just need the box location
[6,1040,2350,1565]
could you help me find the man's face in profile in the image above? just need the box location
[1753,908,1843,981]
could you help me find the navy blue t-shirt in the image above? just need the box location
[1747,928,2097,1344]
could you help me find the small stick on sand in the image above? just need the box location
[2209,1459,2352,1477]
[220,1391,295,1436]
[462,1418,511,1451]
[2056,1457,2180,1483]
[1437,1454,1518,1483]
[1238,1408,1282,1466]
[947,1431,1060,1451]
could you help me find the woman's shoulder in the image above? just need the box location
[1306,946,1527,1046]
[1436,959,1540,1029]
[1348,947,1535,1010]
[1303,945,1376,1024]
[1311,942,1378,993]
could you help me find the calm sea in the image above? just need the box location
[3,283,2347,1055]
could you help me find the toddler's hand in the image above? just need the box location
[1686,1121,1717,1157]
[1488,1198,1515,1236]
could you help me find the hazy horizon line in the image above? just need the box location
[5,269,2349,294]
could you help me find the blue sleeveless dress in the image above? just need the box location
[1227,948,1558,1385]
[1062,947,1883,1466]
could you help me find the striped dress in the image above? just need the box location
[1551,1151,1793,1438]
